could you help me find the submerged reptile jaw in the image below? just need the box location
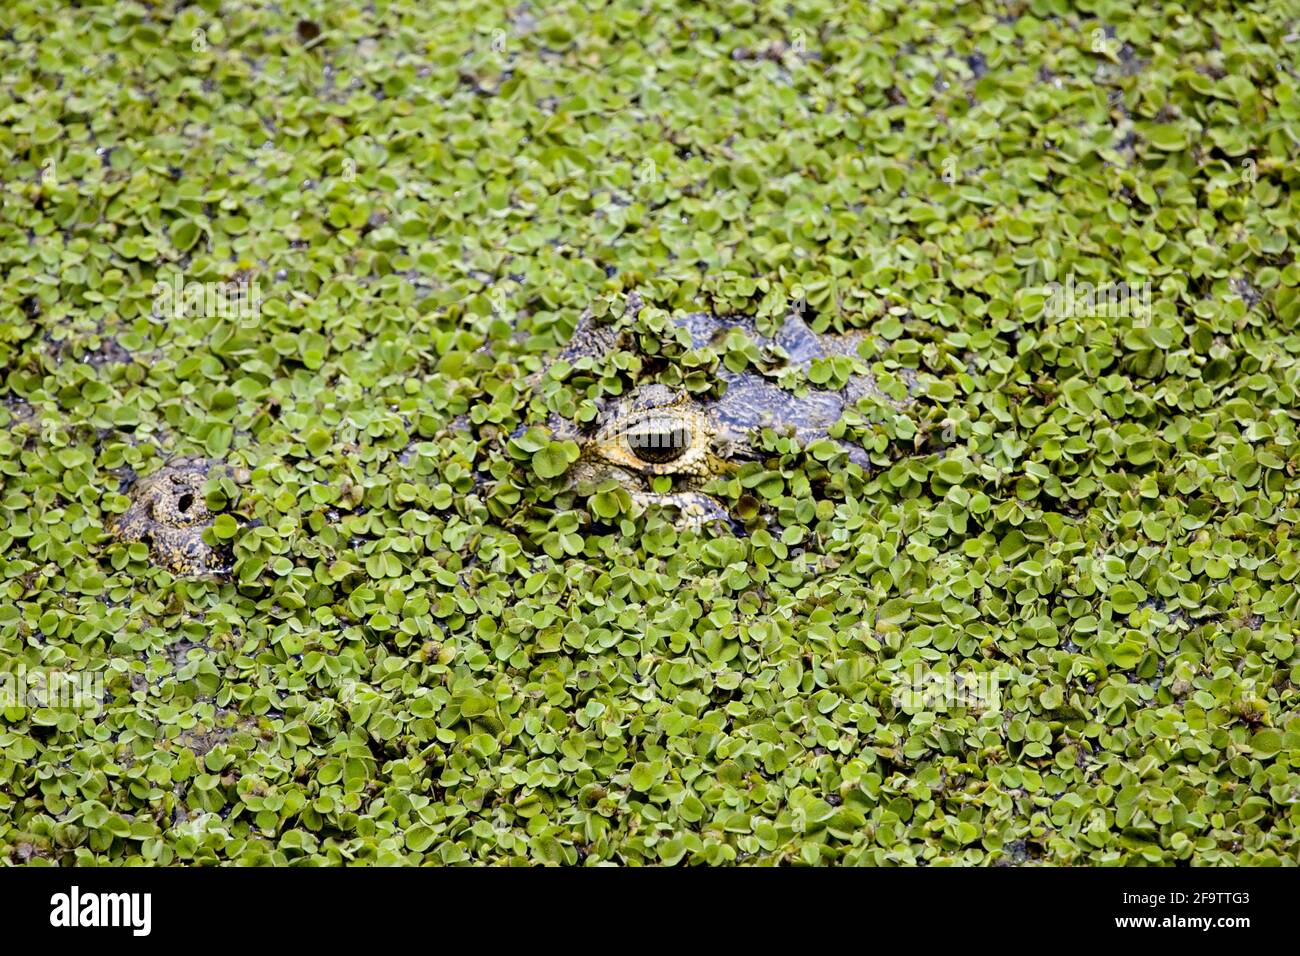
[569,447,738,530]
[630,489,734,530]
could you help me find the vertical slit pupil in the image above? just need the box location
[630,425,689,463]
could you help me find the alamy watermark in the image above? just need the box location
[890,664,1005,713]
[151,273,261,320]
[1039,274,1152,320]
[50,886,151,936]
[0,666,103,712]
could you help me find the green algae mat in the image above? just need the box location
[2,0,1299,866]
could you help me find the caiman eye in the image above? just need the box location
[627,422,691,464]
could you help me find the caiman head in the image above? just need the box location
[567,384,740,528]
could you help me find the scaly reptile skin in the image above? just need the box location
[536,295,917,527]
[111,457,232,573]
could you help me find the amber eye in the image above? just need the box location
[627,422,691,464]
